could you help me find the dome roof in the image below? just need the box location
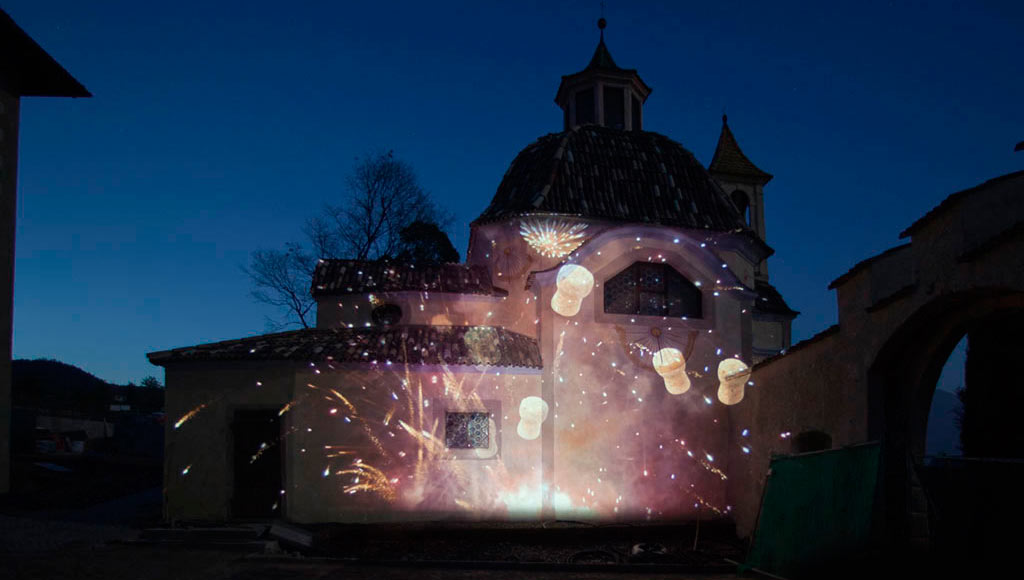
[474,125,746,231]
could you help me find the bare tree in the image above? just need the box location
[243,242,316,329]
[306,150,443,261]
[244,151,453,329]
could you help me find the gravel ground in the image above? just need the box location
[2,543,745,580]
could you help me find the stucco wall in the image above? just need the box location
[285,367,542,523]
[163,361,296,522]
[530,226,756,520]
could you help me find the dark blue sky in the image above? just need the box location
[7,0,1023,385]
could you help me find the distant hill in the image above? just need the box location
[12,358,163,416]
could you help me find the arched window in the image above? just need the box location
[731,190,750,225]
[604,263,702,318]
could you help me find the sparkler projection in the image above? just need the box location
[520,218,589,258]
[167,232,767,522]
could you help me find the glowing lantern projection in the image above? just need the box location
[717,358,750,405]
[653,347,691,395]
[551,264,595,317]
[517,395,549,441]
[520,218,589,258]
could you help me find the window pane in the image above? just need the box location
[638,264,665,291]
[604,262,702,318]
[575,89,595,125]
[445,412,489,449]
[603,86,625,129]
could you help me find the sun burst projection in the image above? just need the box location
[519,219,588,258]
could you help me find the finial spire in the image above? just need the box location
[598,1,606,40]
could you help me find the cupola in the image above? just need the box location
[554,18,651,131]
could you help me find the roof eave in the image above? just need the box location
[1,9,91,98]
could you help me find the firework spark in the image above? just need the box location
[174,403,207,429]
[519,218,588,258]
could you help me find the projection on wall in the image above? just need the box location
[170,232,757,523]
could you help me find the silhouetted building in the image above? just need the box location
[0,8,89,494]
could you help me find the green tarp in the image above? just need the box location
[745,442,880,578]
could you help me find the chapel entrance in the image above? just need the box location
[231,409,283,518]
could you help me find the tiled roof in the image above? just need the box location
[754,279,798,317]
[148,326,542,369]
[312,260,506,297]
[474,125,747,231]
[708,116,772,184]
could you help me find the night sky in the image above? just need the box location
[7,0,1023,385]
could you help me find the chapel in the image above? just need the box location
[150,20,794,525]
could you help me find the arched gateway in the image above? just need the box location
[732,170,1024,557]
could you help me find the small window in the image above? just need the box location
[603,86,625,129]
[631,95,642,131]
[575,88,595,125]
[445,412,490,449]
[731,191,750,225]
[604,263,702,318]
[371,304,402,326]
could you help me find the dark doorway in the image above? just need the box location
[232,409,283,518]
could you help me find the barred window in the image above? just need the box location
[604,263,702,318]
[445,412,490,449]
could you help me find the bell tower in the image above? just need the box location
[709,115,774,280]
[555,18,651,131]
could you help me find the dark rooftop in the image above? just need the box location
[148,325,542,369]
[0,8,90,97]
[585,36,622,71]
[474,125,747,232]
[828,244,912,290]
[899,169,1024,239]
[754,279,798,317]
[708,116,772,184]
[312,260,507,297]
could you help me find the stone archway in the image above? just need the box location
[868,289,1024,552]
